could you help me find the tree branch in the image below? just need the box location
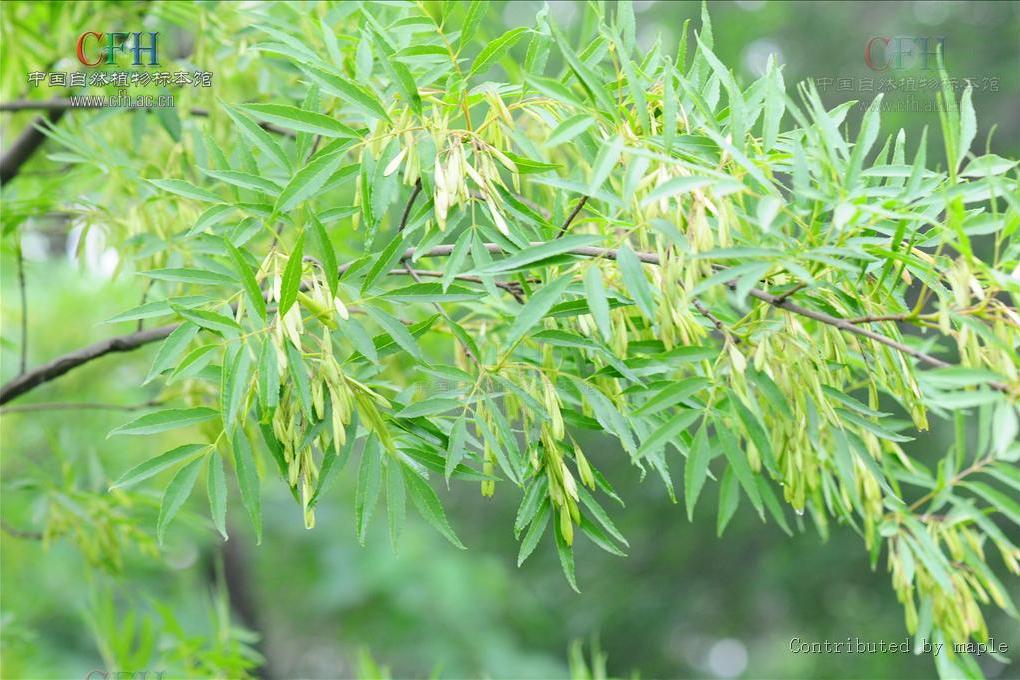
[0,324,178,405]
[4,243,1008,405]
[0,109,64,185]
[0,99,293,136]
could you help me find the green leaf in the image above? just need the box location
[278,232,305,317]
[396,398,461,419]
[718,428,763,518]
[258,338,280,410]
[232,431,263,544]
[110,443,210,489]
[583,265,612,343]
[175,307,242,336]
[199,168,282,195]
[963,482,1020,528]
[445,417,468,483]
[109,408,218,437]
[402,465,465,549]
[365,308,423,361]
[355,438,383,544]
[275,150,349,213]
[684,427,710,521]
[284,340,314,417]
[238,103,360,138]
[474,235,599,274]
[156,456,204,545]
[634,377,709,416]
[847,93,883,187]
[554,519,580,592]
[301,65,391,122]
[636,409,700,460]
[220,345,253,433]
[958,85,976,170]
[221,101,291,170]
[224,241,267,321]
[961,154,1018,178]
[382,282,483,304]
[310,214,338,296]
[144,323,199,385]
[716,465,740,536]
[588,134,623,194]
[517,502,550,566]
[547,114,594,148]
[207,454,228,540]
[617,243,656,321]
[469,27,529,77]
[503,273,574,349]
[385,460,406,550]
[459,0,486,48]
[140,268,234,286]
[642,176,713,205]
[147,178,222,203]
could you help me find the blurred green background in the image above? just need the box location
[2,1,1019,678]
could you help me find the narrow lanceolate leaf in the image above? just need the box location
[221,101,291,170]
[382,283,483,304]
[518,502,550,565]
[583,265,612,343]
[147,178,222,203]
[958,85,976,171]
[310,214,338,296]
[547,114,594,148]
[588,135,623,194]
[385,460,406,550]
[355,438,383,544]
[199,168,283,195]
[278,233,305,316]
[238,103,360,138]
[718,428,764,518]
[232,431,263,544]
[468,27,529,77]
[140,268,234,286]
[847,93,883,187]
[275,150,348,213]
[366,307,423,360]
[207,454,228,540]
[156,456,204,545]
[554,520,580,593]
[636,409,700,460]
[225,241,267,321]
[445,417,468,482]
[503,273,574,349]
[174,307,242,335]
[111,443,210,489]
[258,337,280,410]
[402,465,465,549]
[475,235,599,274]
[685,427,711,521]
[300,65,391,122]
[617,243,656,321]
[145,322,200,384]
[109,408,218,437]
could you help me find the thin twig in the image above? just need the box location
[556,195,589,238]
[397,180,478,364]
[0,399,162,415]
[1,521,42,541]
[692,298,739,344]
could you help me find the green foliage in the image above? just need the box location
[2,1,1019,677]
